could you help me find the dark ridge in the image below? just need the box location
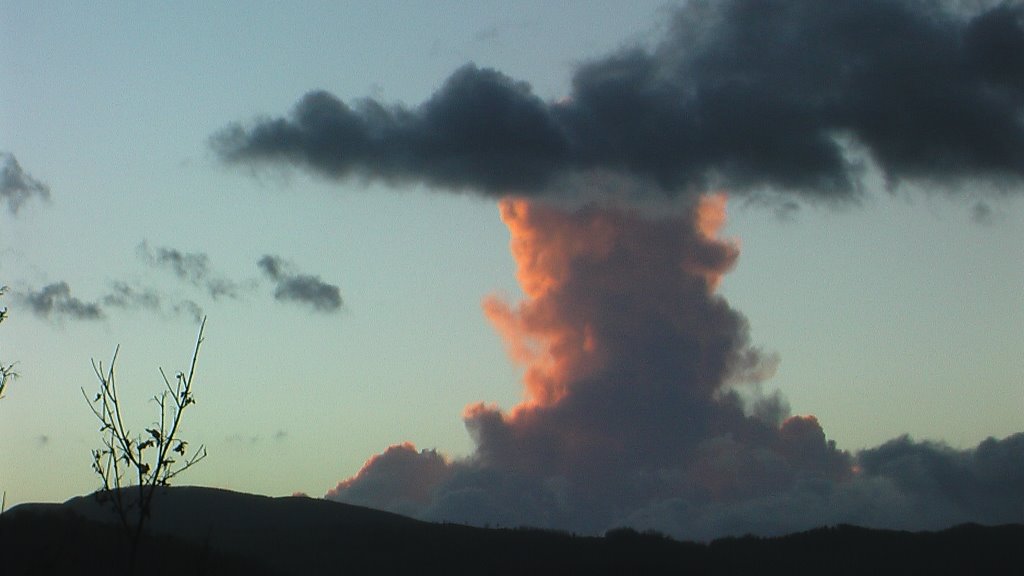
[0,505,279,575]
[1,487,1021,575]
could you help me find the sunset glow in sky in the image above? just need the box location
[2,1,1023,539]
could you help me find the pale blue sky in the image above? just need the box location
[1,0,1022,510]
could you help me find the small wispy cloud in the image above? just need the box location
[101,282,162,311]
[19,281,204,323]
[1,153,51,214]
[170,300,206,323]
[225,430,288,446]
[22,282,103,321]
[20,243,340,324]
[257,255,342,313]
[101,281,205,323]
[138,241,241,299]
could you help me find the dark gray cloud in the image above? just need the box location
[326,197,1024,540]
[1,153,51,214]
[215,0,1024,201]
[256,254,286,279]
[257,255,342,313]
[138,241,240,299]
[22,282,104,321]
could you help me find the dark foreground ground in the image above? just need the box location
[1,487,1020,575]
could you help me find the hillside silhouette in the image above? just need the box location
[1,487,1020,575]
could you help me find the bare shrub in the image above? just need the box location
[83,318,209,573]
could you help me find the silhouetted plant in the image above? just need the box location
[1,286,16,514]
[82,317,209,574]
[0,286,17,401]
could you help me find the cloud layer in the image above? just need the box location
[215,0,1024,201]
[1,153,50,214]
[327,196,1024,540]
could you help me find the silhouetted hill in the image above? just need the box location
[0,502,277,575]
[1,487,1021,575]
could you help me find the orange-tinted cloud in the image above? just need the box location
[326,442,452,518]
[481,194,739,412]
[328,197,1024,539]
[460,196,845,492]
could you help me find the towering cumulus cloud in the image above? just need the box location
[325,195,880,532]
[455,195,852,534]
[215,0,1024,201]
[330,196,1024,539]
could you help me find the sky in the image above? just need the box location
[2,0,1023,540]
